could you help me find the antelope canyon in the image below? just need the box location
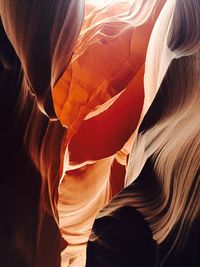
[0,1,199,267]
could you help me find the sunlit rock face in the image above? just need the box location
[53,1,168,266]
[52,0,160,135]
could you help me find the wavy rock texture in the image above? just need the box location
[0,1,199,267]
